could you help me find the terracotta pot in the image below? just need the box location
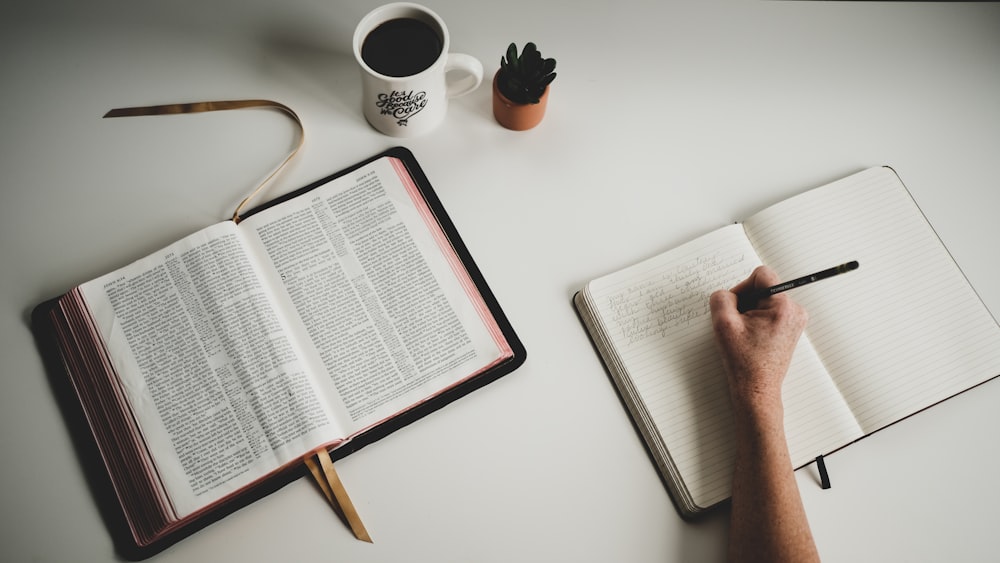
[492,70,549,131]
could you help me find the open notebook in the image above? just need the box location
[574,166,1000,516]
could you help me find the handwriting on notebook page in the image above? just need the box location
[603,250,749,347]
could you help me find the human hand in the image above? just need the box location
[716,267,821,563]
[709,266,808,416]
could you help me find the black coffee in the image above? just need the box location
[361,18,443,77]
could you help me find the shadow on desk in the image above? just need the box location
[257,28,365,124]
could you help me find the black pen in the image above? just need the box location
[737,261,859,312]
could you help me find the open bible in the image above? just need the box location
[34,147,525,548]
[574,166,1000,517]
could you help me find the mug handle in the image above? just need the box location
[444,54,484,98]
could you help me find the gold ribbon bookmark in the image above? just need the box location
[103,99,305,223]
[304,449,373,543]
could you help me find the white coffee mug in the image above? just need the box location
[353,3,483,137]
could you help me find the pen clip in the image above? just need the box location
[736,292,760,314]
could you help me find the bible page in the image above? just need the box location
[745,167,1000,433]
[579,224,859,509]
[239,156,511,438]
[77,221,344,518]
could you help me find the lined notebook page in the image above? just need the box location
[746,167,1000,433]
[584,225,860,508]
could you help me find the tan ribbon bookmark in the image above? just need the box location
[103,99,305,223]
[304,449,373,543]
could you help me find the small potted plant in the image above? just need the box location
[492,42,557,131]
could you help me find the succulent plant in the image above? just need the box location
[497,42,557,105]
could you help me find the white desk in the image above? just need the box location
[3,1,999,561]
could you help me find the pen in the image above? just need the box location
[737,261,859,312]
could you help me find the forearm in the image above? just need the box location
[710,268,819,561]
[728,400,819,563]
